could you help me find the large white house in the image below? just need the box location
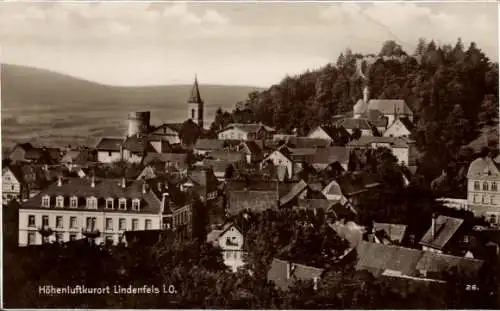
[347,136,417,167]
[95,136,156,164]
[18,177,165,246]
[207,222,246,272]
[218,123,275,141]
[467,156,500,225]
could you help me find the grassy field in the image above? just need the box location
[1,64,262,149]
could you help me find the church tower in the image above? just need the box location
[187,75,204,128]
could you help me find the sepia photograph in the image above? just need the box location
[1,0,499,309]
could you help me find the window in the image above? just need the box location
[70,216,77,229]
[132,199,140,211]
[56,233,63,243]
[491,196,496,205]
[132,218,139,231]
[11,185,15,191]
[86,197,97,209]
[106,198,114,209]
[70,196,78,208]
[106,218,113,231]
[473,194,478,203]
[69,234,77,241]
[145,219,152,230]
[474,181,480,190]
[492,182,498,191]
[119,198,127,210]
[119,218,126,231]
[42,195,50,208]
[27,232,36,245]
[56,216,63,228]
[86,217,96,230]
[483,182,489,191]
[489,214,497,224]
[5,175,10,181]
[191,109,195,119]
[28,215,36,227]
[42,215,49,227]
[55,196,64,208]
[108,151,112,157]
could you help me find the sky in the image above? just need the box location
[0,1,498,87]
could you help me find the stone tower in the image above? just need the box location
[127,111,151,137]
[187,75,204,128]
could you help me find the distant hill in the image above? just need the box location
[1,64,263,149]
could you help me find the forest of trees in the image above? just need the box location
[210,38,499,183]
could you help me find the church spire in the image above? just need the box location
[188,74,203,104]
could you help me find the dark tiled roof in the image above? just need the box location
[367,99,412,116]
[335,118,377,131]
[195,139,225,151]
[373,222,407,243]
[309,147,349,166]
[207,151,245,163]
[419,215,464,250]
[123,136,156,153]
[143,153,188,166]
[240,141,262,155]
[362,109,389,128]
[96,138,123,151]
[150,123,183,134]
[228,190,278,215]
[187,168,219,190]
[25,147,61,162]
[347,136,412,148]
[22,177,162,214]
[356,241,423,277]
[416,252,484,279]
[397,117,415,132]
[283,137,330,149]
[279,180,308,206]
[267,258,324,291]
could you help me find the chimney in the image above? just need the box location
[91,175,95,188]
[57,175,62,187]
[121,177,126,189]
[431,213,437,238]
[363,85,369,104]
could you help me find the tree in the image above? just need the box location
[478,94,499,127]
[179,119,201,147]
[351,128,362,140]
[379,40,405,57]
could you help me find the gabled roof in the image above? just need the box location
[220,123,276,134]
[367,99,412,116]
[279,180,308,206]
[207,229,223,245]
[362,109,389,128]
[373,222,407,244]
[416,252,484,279]
[347,136,412,148]
[6,163,49,189]
[207,151,245,163]
[188,76,203,104]
[419,215,464,250]
[267,258,324,291]
[24,147,61,162]
[22,177,162,214]
[187,168,219,190]
[308,125,350,140]
[96,138,123,151]
[282,137,330,149]
[356,241,423,277]
[195,139,226,151]
[240,141,262,155]
[143,153,188,166]
[150,123,183,135]
[467,156,500,178]
[308,147,350,166]
[397,117,415,132]
[123,136,156,153]
[334,118,377,131]
[228,190,278,215]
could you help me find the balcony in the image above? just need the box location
[82,227,101,238]
[37,225,54,237]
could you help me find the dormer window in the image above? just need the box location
[106,198,114,209]
[131,199,140,211]
[118,198,127,210]
[55,195,64,208]
[86,196,97,209]
[70,196,78,208]
[41,195,50,208]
